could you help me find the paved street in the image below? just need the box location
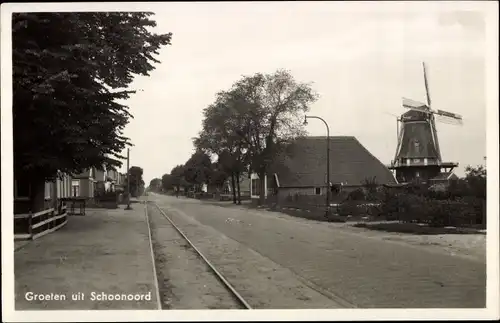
[148,193,486,308]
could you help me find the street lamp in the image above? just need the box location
[304,115,331,216]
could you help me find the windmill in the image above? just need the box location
[389,62,463,184]
[383,112,413,143]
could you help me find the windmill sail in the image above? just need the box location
[435,114,463,125]
[422,62,442,161]
[429,114,442,161]
[402,97,429,112]
[423,62,432,107]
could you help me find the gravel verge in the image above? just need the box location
[147,204,241,309]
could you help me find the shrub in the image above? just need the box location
[337,200,381,218]
[392,195,481,228]
[347,188,366,201]
[283,193,325,209]
[397,194,429,223]
[379,190,403,220]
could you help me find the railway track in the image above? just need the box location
[146,201,252,310]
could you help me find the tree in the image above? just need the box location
[183,150,213,192]
[149,178,162,192]
[209,166,229,192]
[129,166,144,197]
[160,174,174,193]
[195,70,317,205]
[464,165,486,199]
[195,89,253,204]
[228,70,319,204]
[170,165,187,194]
[12,12,172,211]
[218,150,239,204]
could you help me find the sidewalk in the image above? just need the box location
[14,204,160,310]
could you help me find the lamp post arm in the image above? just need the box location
[305,116,330,137]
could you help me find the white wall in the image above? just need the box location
[51,173,73,199]
[250,173,267,199]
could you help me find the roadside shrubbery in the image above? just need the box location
[275,168,486,229]
[378,184,485,228]
[336,201,381,218]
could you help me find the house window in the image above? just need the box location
[72,180,80,197]
[315,187,321,195]
[413,159,420,163]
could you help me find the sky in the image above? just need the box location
[115,2,488,184]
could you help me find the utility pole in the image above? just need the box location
[125,148,132,210]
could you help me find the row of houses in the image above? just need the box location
[14,166,128,214]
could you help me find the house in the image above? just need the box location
[94,168,107,193]
[14,172,74,214]
[71,167,97,199]
[115,172,127,192]
[223,174,252,201]
[250,136,397,203]
[14,171,74,240]
[428,172,459,191]
[203,173,251,200]
[70,165,127,198]
[51,172,73,200]
[222,174,251,196]
[105,168,120,192]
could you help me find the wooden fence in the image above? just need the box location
[14,205,68,241]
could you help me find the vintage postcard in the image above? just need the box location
[1,1,498,322]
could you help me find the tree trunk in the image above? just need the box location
[236,171,242,205]
[258,171,266,206]
[29,175,46,213]
[230,172,237,204]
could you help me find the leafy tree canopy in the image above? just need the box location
[183,150,213,187]
[195,69,318,203]
[161,173,174,192]
[129,166,144,196]
[13,12,172,181]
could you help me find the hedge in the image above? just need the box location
[379,193,485,228]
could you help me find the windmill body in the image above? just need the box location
[389,63,463,184]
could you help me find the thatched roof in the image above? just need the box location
[269,136,397,188]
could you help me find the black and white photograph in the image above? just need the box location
[1,1,498,321]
